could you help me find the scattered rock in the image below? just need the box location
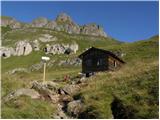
[31,81,59,99]
[44,43,79,55]
[53,103,70,119]
[29,61,44,71]
[38,34,57,42]
[59,58,81,66]
[3,88,40,103]
[62,84,80,96]
[67,100,84,117]
[59,95,73,102]
[7,68,29,74]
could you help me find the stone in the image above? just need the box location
[62,84,80,96]
[7,68,29,74]
[0,47,15,58]
[29,61,44,71]
[69,43,79,53]
[32,40,40,51]
[80,23,107,37]
[50,94,60,103]
[15,41,32,56]
[58,58,81,66]
[59,95,73,102]
[31,17,48,27]
[56,13,72,23]
[1,16,21,28]
[38,34,57,43]
[3,88,41,103]
[67,100,83,117]
[45,21,57,29]
[31,81,59,96]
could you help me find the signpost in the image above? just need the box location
[41,56,50,83]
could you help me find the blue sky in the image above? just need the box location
[1,1,159,42]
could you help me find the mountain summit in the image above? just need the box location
[1,13,107,37]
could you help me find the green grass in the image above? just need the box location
[2,96,55,119]
[1,26,159,118]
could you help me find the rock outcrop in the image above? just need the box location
[38,34,57,42]
[81,24,107,37]
[44,43,79,55]
[3,88,41,103]
[1,13,107,37]
[0,47,15,58]
[31,17,48,27]
[15,41,33,56]
[1,16,21,29]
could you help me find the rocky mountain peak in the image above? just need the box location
[56,13,73,23]
[31,17,48,27]
[1,13,107,37]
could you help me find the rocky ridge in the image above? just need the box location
[1,13,107,37]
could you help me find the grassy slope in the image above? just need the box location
[1,26,159,118]
[77,36,159,118]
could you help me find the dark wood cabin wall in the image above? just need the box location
[108,55,122,70]
[82,50,108,73]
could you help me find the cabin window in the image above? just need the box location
[86,59,92,66]
[114,61,117,67]
[97,58,105,66]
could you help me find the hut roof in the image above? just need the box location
[78,47,125,63]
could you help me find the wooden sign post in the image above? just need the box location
[41,56,50,83]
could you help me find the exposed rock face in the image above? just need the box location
[0,47,15,58]
[44,43,79,55]
[61,84,80,96]
[3,88,41,103]
[1,16,21,28]
[81,24,107,37]
[59,58,81,66]
[67,100,83,117]
[15,41,32,56]
[1,13,107,37]
[31,17,48,27]
[56,13,72,23]
[45,21,57,29]
[32,39,40,51]
[38,34,57,42]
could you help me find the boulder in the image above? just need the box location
[69,43,79,53]
[32,39,40,51]
[31,81,59,95]
[67,100,84,117]
[15,41,32,56]
[59,95,73,102]
[0,47,15,58]
[3,88,40,102]
[62,84,80,96]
